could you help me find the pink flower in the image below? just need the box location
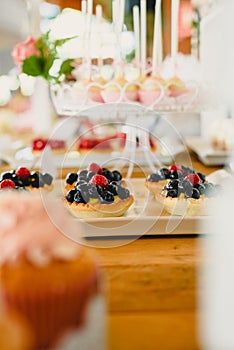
[12,36,39,66]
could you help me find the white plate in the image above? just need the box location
[185,137,233,165]
[51,178,213,238]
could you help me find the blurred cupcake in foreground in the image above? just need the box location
[0,192,100,349]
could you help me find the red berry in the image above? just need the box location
[0,179,16,189]
[33,138,47,151]
[185,173,200,185]
[89,174,108,187]
[15,167,31,178]
[88,163,102,174]
[168,164,183,172]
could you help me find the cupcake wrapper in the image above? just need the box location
[3,274,98,349]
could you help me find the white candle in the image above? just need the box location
[152,0,162,75]
[171,0,180,66]
[96,4,102,21]
[140,0,147,75]
[87,0,93,15]
[133,5,140,65]
[96,4,103,67]
[81,0,87,13]
[112,0,119,25]
[117,0,125,32]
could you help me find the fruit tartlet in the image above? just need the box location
[156,173,222,216]
[32,138,66,155]
[145,164,200,195]
[65,163,134,218]
[0,167,53,191]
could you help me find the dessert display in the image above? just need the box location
[0,192,100,349]
[138,75,165,106]
[65,162,134,218]
[0,167,53,191]
[166,76,188,98]
[145,164,196,195]
[32,137,66,155]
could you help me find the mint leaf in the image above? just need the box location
[22,56,43,76]
[59,59,74,76]
[43,54,55,79]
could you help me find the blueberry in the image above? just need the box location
[100,191,114,203]
[66,189,76,203]
[117,186,130,200]
[194,183,205,195]
[0,171,14,181]
[197,172,206,183]
[166,189,178,198]
[66,172,78,185]
[191,188,200,199]
[75,179,87,187]
[158,168,170,179]
[147,173,161,182]
[86,171,97,182]
[112,170,122,181]
[181,179,193,192]
[102,170,114,182]
[42,173,53,186]
[169,170,180,179]
[166,180,179,190]
[97,185,105,197]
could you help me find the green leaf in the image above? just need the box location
[125,50,135,63]
[59,59,74,76]
[54,36,77,48]
[43,54,55,79]
[22,56,44,77]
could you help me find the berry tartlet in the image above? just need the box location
[156,173,222,216]
[65,163,134,218]
[145,164,199,195]
[0,167,53,191]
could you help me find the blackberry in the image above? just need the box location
[74,191,87,204]
[42,173,53,186]
[88,186,99,198]
[166,180,179,190]
[66,172,78,185]
[97,185,105,197]
[100,191,114,203]
[194,183,205,195]
[169,170,182,179]
[105,184,118,195]
[197,172,206,183]
[86,171,97,182]
[0,171,14,181]
[66,189,76,203]
[75,182,89,192]
[147,173,161,182]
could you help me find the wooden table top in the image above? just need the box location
[0,149,222,350]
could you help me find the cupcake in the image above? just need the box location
[138,75,165,106]
[0,192,99,349]
[88,77,107,103]
[166,76,188,98]
[101,76,138,103]
[65,162,134,218]
[156,173,221,216]
[0,167,53,191]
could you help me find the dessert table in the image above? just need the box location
[0,150,221,349]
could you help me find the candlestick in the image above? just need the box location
[152,0,162,75]
[140,0,147,75]
[133,5,140,65]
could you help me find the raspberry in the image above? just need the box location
[0,179,16,189]
[89,174,108,187]
[87,163,102,174]
[185,173,200,185]
[15,167,31,178]
[33,138,47,151]
[168,164,183,172]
